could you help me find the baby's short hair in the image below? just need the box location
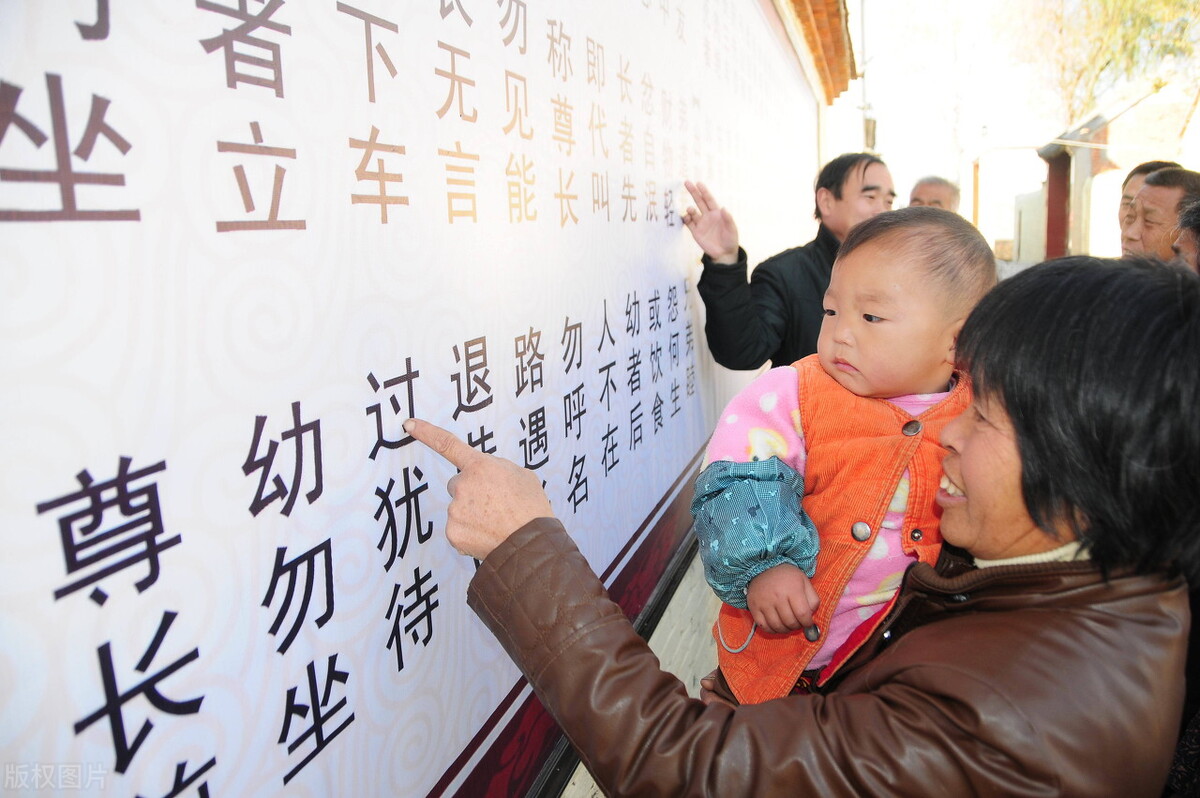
[838,206,997,316]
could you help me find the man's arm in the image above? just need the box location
[696,254,791,370]
[683,181,789,370]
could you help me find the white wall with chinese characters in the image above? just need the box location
[0,1,821,795]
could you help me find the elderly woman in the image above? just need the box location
[406,257,1199,797]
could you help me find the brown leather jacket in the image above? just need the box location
[468,519,1189,797]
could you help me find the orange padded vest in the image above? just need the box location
[714,354,972,704]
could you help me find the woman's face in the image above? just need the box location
[937,392,1074,559]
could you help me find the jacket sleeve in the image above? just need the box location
[691,458,818,607]
[692,366,815,607]
[467,519,1054,798]
[696,249,789,370]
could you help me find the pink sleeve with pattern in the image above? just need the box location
[702,366,807,474]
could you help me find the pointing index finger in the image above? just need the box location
[404,418,477,470]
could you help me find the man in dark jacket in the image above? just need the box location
[683,153,895,370]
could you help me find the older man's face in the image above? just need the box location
[909,182,958,212]
[1119,174,1147,237]
[1122,184,1184,261]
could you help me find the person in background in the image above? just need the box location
[692,208,995,705]
[1123,167,1200,261]
[404,256,1198,797]
[1119,159,1182,243]
[684,153,896,371]
[908,176,960,213]
[1172,197,1200,272]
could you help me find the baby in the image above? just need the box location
[693,206,997,704]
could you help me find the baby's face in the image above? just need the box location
[817,239,961,399]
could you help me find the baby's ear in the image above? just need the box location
[944,318,966,364]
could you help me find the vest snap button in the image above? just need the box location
[851,521,871,541]
[902,420,922,436]
[911,528,924,542]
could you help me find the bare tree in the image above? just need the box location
[1018,0,1195,122]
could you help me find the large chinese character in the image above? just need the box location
[648,289,662,330]
[590,172,609,221]
[586,38,606,90]
[373,468,432,571]
[215,122,305,231]
[625,291,641,336]
[620,175,637,221]
[336,3,399,103]
[439,141,479,223]
[644,179,659,222]
[451,336,493,418]
[198,0,291,97]
[502,71,533,139]
[596,299,616,352]
[588,103,608,158]
[365,361,419,460]
[514,326,544,397]
[36,457,179,605]
[519,408,549,469]
[652,392,665,433]
[242,401,323,517]
[349,126,407,222]
[598,361,618,411]
[546,20,573,82]
[563,383,585,440]
[618,118,634,164]
[74,611,203,774]
[505,153,536,223]
[601,423,620,475]
[567,454,588,512]
[434,42,477,122]
[385,567,439,671]
[629,401,644,451]
[0,75,138,222]
[550,94,574,155]
[561,316,582,373]
[626,349,642,394]
[261,541,334,654]
[649,339,664,383]
[554,167,578,227]
[497,0,527,53]
[279,655,355,785]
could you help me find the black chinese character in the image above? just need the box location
[278,655,355,784]
[36,457,178,605]
[261,541,334,654]
[74,611,203,774]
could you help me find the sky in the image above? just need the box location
[827,0,1072,249]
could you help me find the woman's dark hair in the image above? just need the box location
[957,256,1200,581]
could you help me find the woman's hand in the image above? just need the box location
[404,418,554,561]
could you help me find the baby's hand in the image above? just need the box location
[746,564,820,635]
